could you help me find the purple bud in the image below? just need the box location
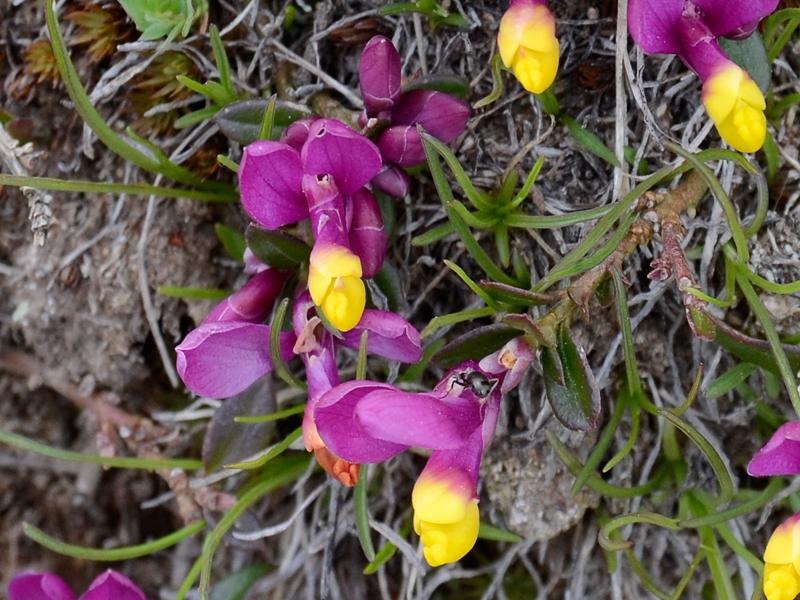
[372,165,410,197]
[280,117,319,151]
[479,337,535,394]
[79,570,146,600]
[359,35,402,117]
[377,125,424,167]
[9,572,76,600]
[347,188,386,278]
[391,89,469,145]
[203,269,288,324]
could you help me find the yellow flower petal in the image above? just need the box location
[703,64,767,153]
[310,244,363,279]
[412,476,471,525]
[320,275,365,332]
[765,515,800,567]
[415,500,480,567]
[764,563,800,600]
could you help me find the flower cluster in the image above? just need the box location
[359,35,470,196]
[628,0,778,152]
[9,570,145,600]
[176,34,473,486]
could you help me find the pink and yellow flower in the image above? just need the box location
[314,361,503,566]
[628,0,777,152]
[497,0,560,94]
[763,513,800,600]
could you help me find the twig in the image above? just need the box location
[0,124,53,246]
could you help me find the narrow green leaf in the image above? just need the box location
[210,564,272,600]
[0,174,237,203]
[224,428,302,470]
[235,403,306,424]
[246,225,311,269]
[363,540,397,575]
[478,522,522,543]
[0,428,202,470]
[559,115,620,167]
[355,464,376,561]
[158,286,230,301]
[259,94,278,141]
[24,520,205,561]
[209,24,236,100]
[270,298,307,391]
[474,53,505,109]
[214,223,247,262]
[443,259,498,308]
[356,330,369,380]
[706,363,758,399]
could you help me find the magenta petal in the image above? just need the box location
[342,309,422,363]
[280,117,319,151]
[176,322,295,399]
[79,571,145,600]
[355,389,482,449]
[359,35,402,116]
[9,572,76,600]
[377,125,424,167]
[694,0,778,39]
[372,164,410,197]
[204,269,287,324]
[627,0,683,54]
[347,188,386,278]
[303,174,350,248]
[747,421,800,477]
[301,119,383,196]
[392,90,469,144]
[315,381,410,463]
[239,141,307,230]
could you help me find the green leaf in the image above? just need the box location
[157,285,230,301]
[372,262,403,313]
[214,223,247,262]
[719,34,771,94]
[246,225,311,269]
[559,115,620,167]
[705,313,800,376]
[210,564,272,600]
[24,520,205,561]
[202,378,276,473]
[433,325,519,369]
[541,325,601,431]
[174,106,220,130]
[209,24,236,101]
[355,464,376,561]
[478,522,522,543]
[480,281,553,307]
[705,363,758,400]
[215,99,312,145]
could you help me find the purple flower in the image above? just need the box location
[238,118,386,331]
[292,292,422,486]
[358,35,470,192]
[748,421,800,477]
[175,268,295,399]
[314,361,501,566]
[9,570,146,600]
[628,0,777,152]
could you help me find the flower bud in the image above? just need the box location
[498,0,560,94]
[348,188,386,278]
[359,35,402,117]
